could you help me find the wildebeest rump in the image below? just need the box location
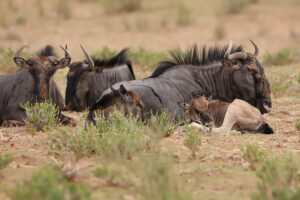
[65,46,135,111]
[87,41,272,124]
[0,45,74,126]
[179,95,273,134]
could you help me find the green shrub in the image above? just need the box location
[263,47,300,66]
[183,125,201,159]
[0,153,13,170]
[21,102,59,132]
[50,110,148,159]
[296,120,300,130]
[130,47,167,68]
[136,154,192,200]
[269,75,290,97]
[91,45,118,60]
[10,167,91,200]
[101,0,142,14]
[176,2,192,26]
[297,73,300,84]
[147,110,180,137]
[252,153,300,200]
[241,141,266,170]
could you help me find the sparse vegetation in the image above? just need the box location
[214,22,226,40]
[10,167,91,200]
[130,47,167,68]
[55,0,72,20]
[101,0,142,14]
[183,125,202,159]
[176,2,192,26]
[21,102,59,132]
[252,153,300,200]
[241,141,266,170]
[296,120,300,130]
[0,154,13,170]
[263,47,300,66]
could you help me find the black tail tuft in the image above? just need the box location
[260,123,274,134]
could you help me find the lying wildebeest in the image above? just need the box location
[87,41,272,125]
[179,95,274,134]
[65,46,135,111]
[0,45,74,126]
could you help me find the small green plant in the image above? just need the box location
[263,47,300,66]
[136,154,191,200]
[21,102,59,132]
[269,75,290,97]
[101,0,142,14]
[0,153,13,170]
[183,125,201,159]
[297,73,300,84]
[148,110,181,137]
[55,0,72,20]
[296,120,300,130]
[10,167,91,200]
[130,47,167,68]
[176,2,192,26]
[252,153,300,200]
[15,16,26,25]
[93,165,123,186]
[91,45,118,60]
[241,141,266,170]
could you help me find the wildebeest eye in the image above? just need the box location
[26,61,33,65]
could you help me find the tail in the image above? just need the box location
[258,123,274,134]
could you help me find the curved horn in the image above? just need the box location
[59,45,71,59]
[250,40,259,57]
[228,52,248,60]
[80,45,94,71]
[224,40,232,59]
[14,45,27,58]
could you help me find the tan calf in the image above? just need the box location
[179,96,273,134]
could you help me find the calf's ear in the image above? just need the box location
[178,102,190,110]
[119,84,129,100]
[14,57,30,69]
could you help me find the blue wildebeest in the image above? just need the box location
[65,46,135,112]
[87,41,272,125]
[0,45,75,126]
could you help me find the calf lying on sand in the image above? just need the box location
[179,96,273,134]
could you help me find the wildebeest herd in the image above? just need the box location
[0,41,274,134]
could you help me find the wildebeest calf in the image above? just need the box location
[179,96,273,134]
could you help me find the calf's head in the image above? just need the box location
[179,96,213,126]
[14,45,71,102]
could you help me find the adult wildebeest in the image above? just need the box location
[87,41,272,125]
[0,45,74,126]
[65,46,135,111]
[178,95,273,134]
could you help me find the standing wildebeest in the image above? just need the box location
[65,46,135,111]
[87,41,272,125]
[178,96,273,134]
[0,45,74,126]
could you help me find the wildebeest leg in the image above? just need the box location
[2,120,25,127]
[217,103,239,134]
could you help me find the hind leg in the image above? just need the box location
[2,120,25,127]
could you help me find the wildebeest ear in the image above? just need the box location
[119,85,128,100]
[54,58,71,69]
[14,57,30,69]
[178,102,190,110]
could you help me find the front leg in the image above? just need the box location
[58,113,76,126]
